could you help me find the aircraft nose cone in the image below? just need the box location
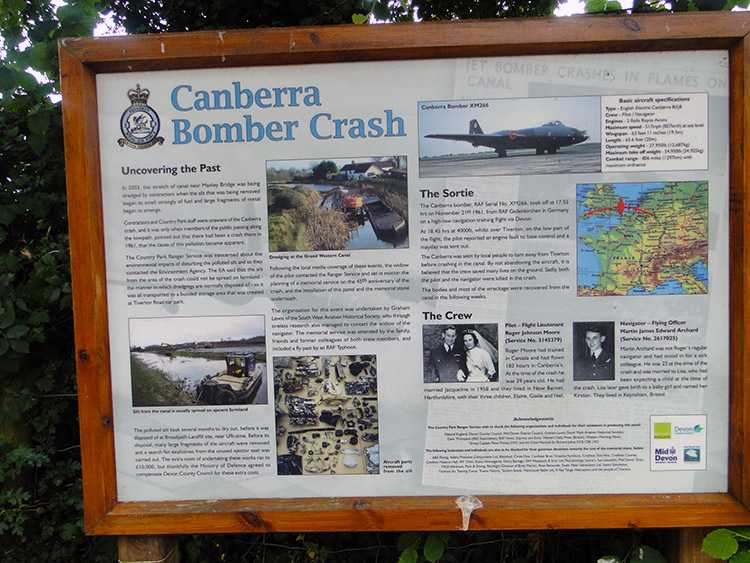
[573,129,588,141]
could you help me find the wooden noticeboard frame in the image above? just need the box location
[60,12,750,535]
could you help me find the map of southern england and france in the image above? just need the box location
[577,181,708,296]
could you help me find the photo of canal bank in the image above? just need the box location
[128,315,267,407]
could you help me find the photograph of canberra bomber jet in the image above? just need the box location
[426,119,589,158]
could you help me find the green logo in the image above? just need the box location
[654,422,671,439]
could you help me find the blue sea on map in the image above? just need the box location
[577,182,708,295]
[628,278,684,295]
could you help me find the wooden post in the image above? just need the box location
[118,536,179,563]
[665,528,717,562]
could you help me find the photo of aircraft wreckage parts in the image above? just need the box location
[418,96,601,177]
[274,355,379,476]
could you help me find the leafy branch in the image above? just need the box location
[586,0,748,12]
[353,0,408,23]
[397,531,450,563]
[703,527,750,561]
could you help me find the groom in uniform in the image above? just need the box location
[425,325,466,383]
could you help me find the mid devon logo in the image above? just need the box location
[118,84,164,149]
[654,446,678,464]
[653,422,671,440]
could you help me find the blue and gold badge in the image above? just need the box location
[118,84,164,149]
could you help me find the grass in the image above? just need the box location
[130,355,195,407]
[268,209,313,251]
[267,177,410,251]
[268,185,351,252]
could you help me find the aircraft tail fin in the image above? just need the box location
[469,119,483,135]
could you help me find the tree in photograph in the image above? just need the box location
[312,160,339,182]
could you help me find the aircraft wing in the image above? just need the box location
[425,133,511,149]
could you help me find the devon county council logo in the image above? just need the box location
[674,424,704,435]
[118,84,164,149]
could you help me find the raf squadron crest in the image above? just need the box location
[118,84,164,149]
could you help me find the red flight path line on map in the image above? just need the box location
[582,197,654,218]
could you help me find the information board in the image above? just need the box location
[60,13,750,534]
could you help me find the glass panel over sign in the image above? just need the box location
[96,50,729,503]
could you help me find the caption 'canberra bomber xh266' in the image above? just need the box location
[426,119,589,157]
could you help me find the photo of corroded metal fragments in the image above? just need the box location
[274,355,379,475]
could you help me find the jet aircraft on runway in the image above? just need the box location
[425,119,589,157]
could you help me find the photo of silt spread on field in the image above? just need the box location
[274,355,379,475]
[128,315,267,407]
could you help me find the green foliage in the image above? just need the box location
[396,531,450,562]
[268,209,313,252]
[586,0,746,13]
[274,187,304,211]
[703,528,750,560]
[266,167,299,183]
[385,0,560,22]
[267,185,322,250]
[704,529,740,560]
[354,0,407,23]
[103,0,365,33]
[631,545,668,562]
[391,529,674,563]
[267,183,350,252]
[585,0,623,12]
[268,185,317,214]
[597,544,668,563]
[0,0,119,560]
[106,0,562,28]
[129,355,195,407]
[179,529,629,562]
[312,160,339,181]
[599,544,667,563]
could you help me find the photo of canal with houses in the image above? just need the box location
[267,156,408,252]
